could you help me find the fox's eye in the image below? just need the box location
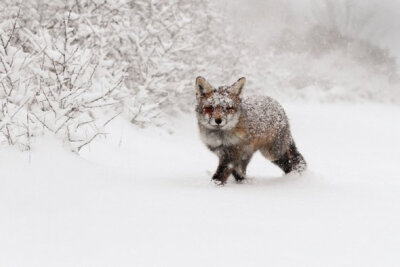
[226,106,235,113]
[203,106,214,114]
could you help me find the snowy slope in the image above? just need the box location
[1,103,400,267]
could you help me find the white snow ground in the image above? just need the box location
[1,103,400,267]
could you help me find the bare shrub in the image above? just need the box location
[0,0,245,149]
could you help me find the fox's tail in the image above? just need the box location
[272,143,307,174]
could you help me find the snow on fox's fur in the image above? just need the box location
[195,76,306,184]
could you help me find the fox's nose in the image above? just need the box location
[215,118,222,125]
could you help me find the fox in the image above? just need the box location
[195,76,306,185]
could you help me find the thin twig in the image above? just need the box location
[31,112,53,132]
[103,112,121,127]
[4,7,21,54]
[77,132,106,152]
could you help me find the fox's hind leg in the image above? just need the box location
[272,143,307,174]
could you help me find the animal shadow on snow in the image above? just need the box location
[180,170,316,188]
[236,172,309,187]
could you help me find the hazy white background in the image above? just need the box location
[220,0,400,58]
[1,1,400,266]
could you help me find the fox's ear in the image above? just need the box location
[231,77,246,96]
[195,76,213,97]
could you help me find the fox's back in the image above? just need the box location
[240,96,289,138]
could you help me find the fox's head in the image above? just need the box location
[195,76,245,130]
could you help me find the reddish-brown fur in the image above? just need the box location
[196,76,307,184]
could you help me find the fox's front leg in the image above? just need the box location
[212,158,232,185]
[232,168,246,182]
[226,160,249,182]
[232,153,253,182]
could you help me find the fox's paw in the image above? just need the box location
[236,179,247,185]
[234,176,246,184]
[211,178,226,186]
[232,169,246,183]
